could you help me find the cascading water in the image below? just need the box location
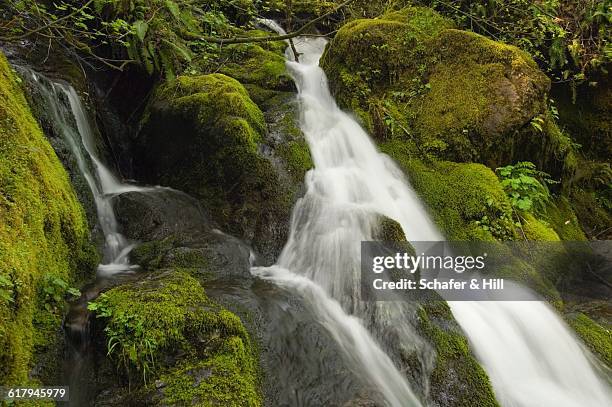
[254,25,612,407]
[19,69,165,276]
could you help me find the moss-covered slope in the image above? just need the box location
[0,52,97,385]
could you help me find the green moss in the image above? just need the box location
[89,270,261,404]
[0,53,97,385]
[217,43,292,91]
[276,140,313,183]
[545,198,587,241]
[160,338,261,406]
[418,301,500,407]
[521,214,560,241]
[381,141,517,241]
[155,73,265,136]
[567,313,612,368]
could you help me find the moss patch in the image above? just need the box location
[216,42,292,91]
[545,197,587,241]
[567,313,612,368]
[521,214,560,241]
[0,52,97,385]
[418,301,500,406]
[89,270,261,405]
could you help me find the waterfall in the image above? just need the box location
[19,69,156,276]
[253,28,612,407]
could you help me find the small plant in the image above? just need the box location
[496,162,558,213]
[475,197,519,240]
[40,274,80,313]
[88,295,158,385]
[530,114,546,133]
[0,274,14,304]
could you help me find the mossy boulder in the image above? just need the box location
[374,216,408,242]
[89,270,261,406]
[135,74,293,261]
[0,53,98,385]
[321,7,574,176]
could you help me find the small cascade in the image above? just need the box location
[17,68,160,405]
[19,69,144,275]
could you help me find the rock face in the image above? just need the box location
[114,188,212,243]
[135,73,293,262]
[320,7,574,175]
[0,52,98,385]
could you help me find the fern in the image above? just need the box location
[496,162,558,214]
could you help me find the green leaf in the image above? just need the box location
[133,20,148,42]
[164,0,180,20]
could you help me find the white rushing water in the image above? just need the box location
[23,70,159,276]
[253,24,612,407]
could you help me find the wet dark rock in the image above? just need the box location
[114,188,212,242]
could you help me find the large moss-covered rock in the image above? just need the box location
[321,7,575,177]
[88,270,261,406]
[135,74,293,261]
[0,53,98,385]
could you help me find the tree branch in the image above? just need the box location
[199,0,355,45]
[1,0,95,41]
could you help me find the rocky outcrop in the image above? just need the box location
[88,270,262,406]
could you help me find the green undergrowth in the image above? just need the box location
[0,53,97,385]
[88,270,261,405]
